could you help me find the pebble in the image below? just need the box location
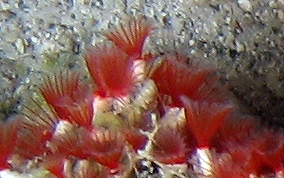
[14,38,26,54]
[237,0,253,12]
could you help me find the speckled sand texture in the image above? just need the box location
[0,0,284,125]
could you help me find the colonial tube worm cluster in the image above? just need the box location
[1,16,284,178]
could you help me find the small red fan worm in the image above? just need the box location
[48,121,88,159]
[82,129,125,170]
[21,97,58,139]
[16,97,58,160]
[0,117,21,169]
[179,95,233,176]
[85,44,136,98]
[104,16,155,59]
[152,126,189,164]
[40,71,94,129]
[181,96,233,148]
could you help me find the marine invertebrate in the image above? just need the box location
[82,129,125,170]
[150,54,228,107]
[181,96,233,148]
[0,117,21,169]
[40,70,94,129]
[1,15,284,178]
[85,44,136,98]
[104,16,154,59]
[181,96,233,176]
[152,126,189,164]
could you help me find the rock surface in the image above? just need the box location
[0,0,283,126]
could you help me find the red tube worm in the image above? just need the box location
[152,126,189,164]
[0,117,21,169]
[104,16,155,60]
[40,70,94,129]
[181,96,233,176]
[150,54,227,107]
[85,45,136,98]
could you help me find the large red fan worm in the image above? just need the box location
[104,16,155,59]
[85,44,137,98]
[210,152,248,178]
[232,129,284,177]
[218,116,259,141]
[214,128,284,177]
[150,54,226,107]
[213,115,260,152]
[152,126,189,164]
[0,117,21,169]
[215,115,284,176]
[222,141,264,177]
[40,70,94,129]
[252,129,284,176]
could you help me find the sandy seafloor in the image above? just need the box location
[0,0,284,177]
